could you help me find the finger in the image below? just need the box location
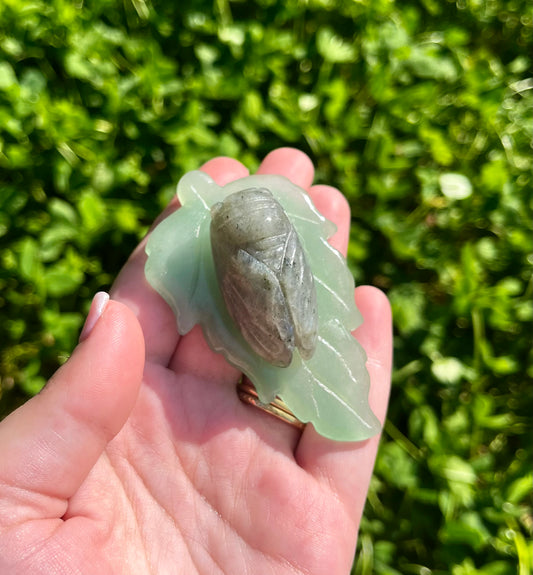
[201,156,250,185]
[295,286,392,523]
[111,239,180,366]
[0,297,144,523]
[256,147,315,190]
[111,157,249,366]
[308,184,351,256]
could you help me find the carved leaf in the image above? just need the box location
[145,171,381,441]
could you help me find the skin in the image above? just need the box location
[0,148,392,575]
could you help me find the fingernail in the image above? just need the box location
[79,292,110,342]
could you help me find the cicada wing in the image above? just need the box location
[219,249,295,367]
[278,227,318,360]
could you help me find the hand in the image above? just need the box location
[0,148,392,575]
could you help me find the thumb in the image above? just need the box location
[0,293,145,515]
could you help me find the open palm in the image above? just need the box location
[0,149,392,575]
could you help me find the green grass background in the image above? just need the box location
[1,0,531,573]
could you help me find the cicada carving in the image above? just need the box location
[210,188,318,367]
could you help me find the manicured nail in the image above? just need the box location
[79,292,110,342]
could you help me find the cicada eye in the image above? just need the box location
[210,188,318,367]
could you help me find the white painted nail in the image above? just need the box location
[79,292,110,342]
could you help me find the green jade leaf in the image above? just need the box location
[145,171,381,441]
